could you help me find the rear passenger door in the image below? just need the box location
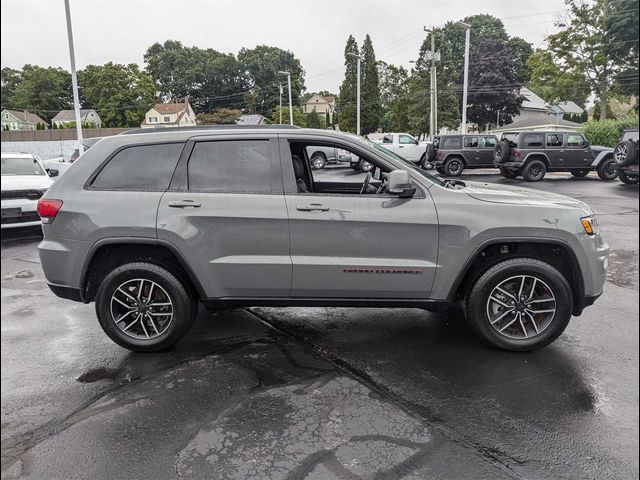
[462,136,480,165]
[479,136,498,165]
[156,135,291,299]
[545,133,565,166]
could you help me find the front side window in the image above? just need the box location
[399,134,415,144]
[567,134,585,147]
[546,133,563,147]
[382,135,393,144]
[523,134,544,147]
[1,157,46,176]
[91,143,183,190]
[188,140,271,193]
[463,136,479,148]
[482,136,497,148]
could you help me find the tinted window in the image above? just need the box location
[567,134,585,147]
[92,143,183,190]
[442,137,462,149]
[546,133,563,147]
[188,140,271,193]
[463,136,479,148]
[399,134,415,144]
[482,136,497,148]
[523,134,544,147]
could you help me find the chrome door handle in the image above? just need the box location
[168,200,201,208]
[296,203,330,212]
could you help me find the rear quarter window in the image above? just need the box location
[442,137,462,149]
[523,134,544,147]
[91,143,184,190]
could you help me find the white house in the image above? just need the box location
[302,94,336,122]
[1,109,49,130]
[141,98,197,128]
[51,109,102,128]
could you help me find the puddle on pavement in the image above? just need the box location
[77,367,120,383]
[606,250,639,290]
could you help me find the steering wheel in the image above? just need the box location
[360,172,372,194]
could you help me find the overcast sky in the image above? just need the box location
[1,0,567,93]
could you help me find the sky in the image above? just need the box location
[1,0,568,93]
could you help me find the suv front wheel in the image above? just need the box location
[522,160,547,182]
[466,258,572,351]
[95,262,197,352]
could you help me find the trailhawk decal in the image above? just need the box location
[343,268,423,275]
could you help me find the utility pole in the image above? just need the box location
[457,21,471,134]
[278,71,293,125]
[423,27,440,141]
[279,82,283,124]
[346,52,363,136]
[64,0,83,153]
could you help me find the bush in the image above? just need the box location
[582,115,639,147]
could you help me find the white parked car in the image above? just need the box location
[371,133,430,166]
[1,152,56,229]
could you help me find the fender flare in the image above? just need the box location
[442,153,467,165]
[590,150,614,167]
[522,152,550,167]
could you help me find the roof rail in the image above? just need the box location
[119,125,300,135]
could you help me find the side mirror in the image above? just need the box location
[387,170,416,198]
[47,168,59,177]
[415,139,420,145]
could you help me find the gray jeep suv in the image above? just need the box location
[494,131,618,182]
[38,127,608,353]
[431,134,499,176]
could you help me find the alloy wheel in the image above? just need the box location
[486,275,556,340]
[614,144,628,163]
[110,278,174,340]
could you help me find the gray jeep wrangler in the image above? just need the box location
[430,134,499,176]
[494,131,618,182]
[613,128,639,185]
[37,126,608,353]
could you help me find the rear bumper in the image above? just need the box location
[493,161,524,168]
[47,283,84,303]
[1,198,41,229]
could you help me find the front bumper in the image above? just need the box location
[1,198,41,229]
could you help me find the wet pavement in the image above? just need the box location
[1,170,638,479]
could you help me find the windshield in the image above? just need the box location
[367,141,446,186]
[1,157,46,176]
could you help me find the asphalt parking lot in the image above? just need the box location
[1,168,638,480]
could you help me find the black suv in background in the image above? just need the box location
[429,134,499,176]
[613,128,639,185]
[493,131,618,182]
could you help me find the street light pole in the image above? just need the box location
[279,82,283,124]
[278,71,293,126]
[346,53,363,136]
[457,21,471,134]
[63,0,83,152]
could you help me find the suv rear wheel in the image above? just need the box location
[466,258,572,351]
[310,153,327,170]
[596,158,618,181]
[95,262,196,352]
[443,157,464,176]
[522,160,547,182]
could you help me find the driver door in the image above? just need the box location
[280,137,439,299]
[397,134,422,162]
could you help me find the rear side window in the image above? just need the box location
[463,136,479,148]
[188,140,271,193]
[91,143,183,190]
[442,137,462,149]
[523,134,544,147]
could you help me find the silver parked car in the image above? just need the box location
[38,127,609,352]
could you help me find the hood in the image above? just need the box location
[463,181,592,213]
[1,175,54,192]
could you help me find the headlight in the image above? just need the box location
[580,216,598,235]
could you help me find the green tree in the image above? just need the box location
[378,61,411,132]
[337,35,359,133]
[270,106,306,127]
[306,108,324,129]
[237,45,305,115]
[546,0,625,120]
[527,50,591,107]
[508,37,534,84]
[10,65,72,121]
[1,67,21,106]
[78,62,155,127]
[360,34,382,134]
[196,108,241,125]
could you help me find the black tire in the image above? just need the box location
[596,158,618,181]
[494,141,511,163]
[522,160,546,182]
[95,262,196,352]
[425,143,437,162]
[619,170,640,185]
[358,158,374,172]
[310,153,327,170]
[571,170,590,178]
[350,162,360,171]
[443,157,464,176]
[465,258,573,352]
[499,166,519,179]
[614,140,638,167]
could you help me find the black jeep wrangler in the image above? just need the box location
[613,128,639,185]
[426,134,499,176]
[493,131,618,182]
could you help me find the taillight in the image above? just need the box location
[512,149,521,158]
[37,199,63,223]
